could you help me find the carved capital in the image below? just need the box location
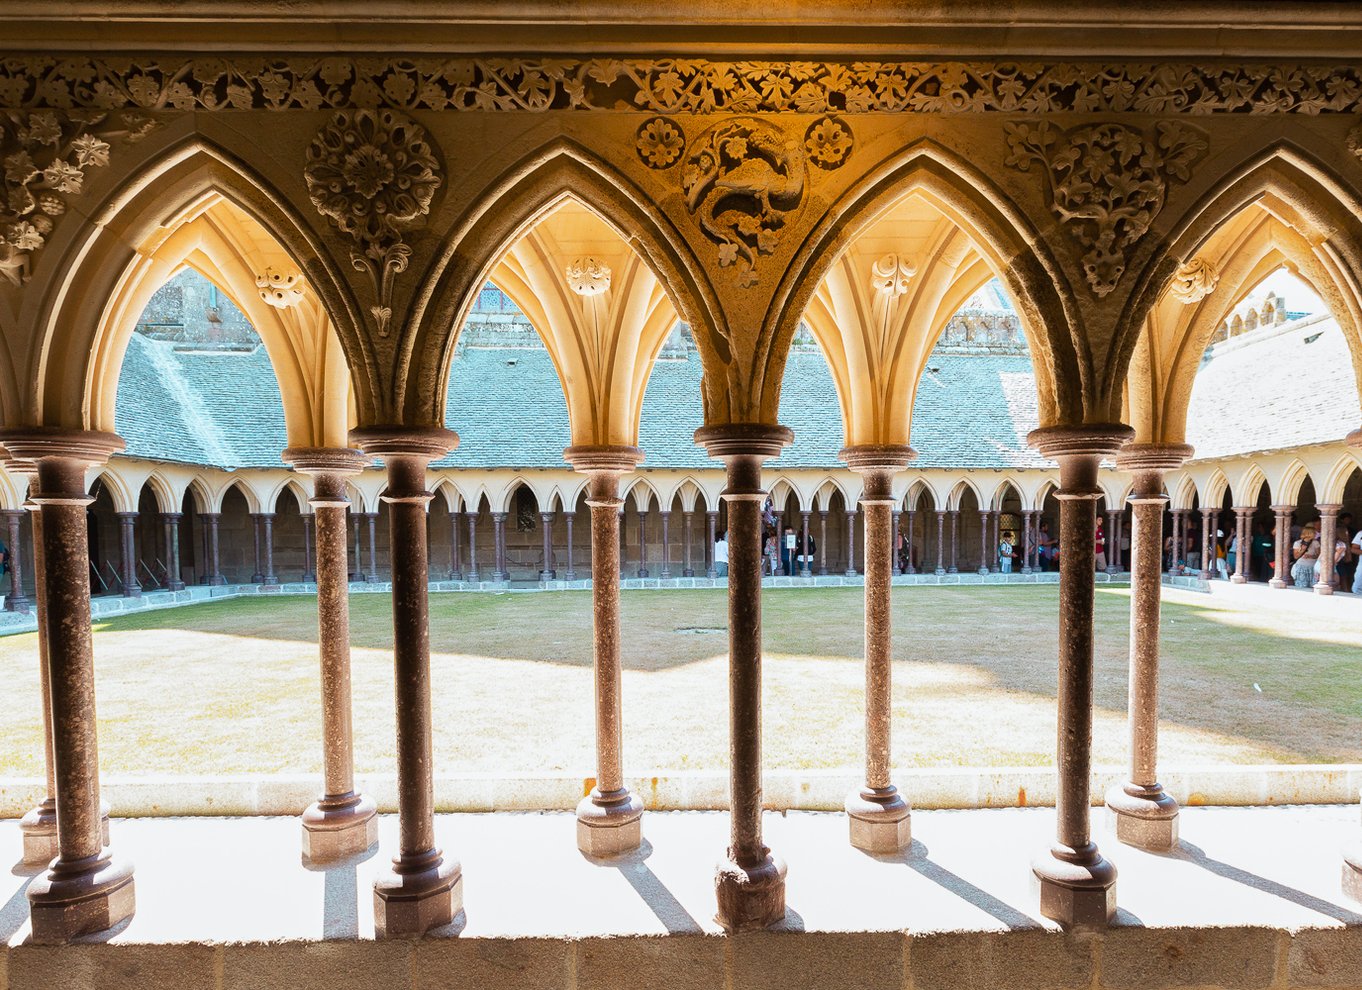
[870,254,916,297]
[257,266,306,309]
[564,444,645,474]
[839,444,917,472]
[694,423,793,460]
[565,257,611,296]
[1168,258,1218,304]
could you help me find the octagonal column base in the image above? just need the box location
[1031,847,1116,930]
[373,854,462,938]
[302,793,379,863]
[1314,581,1335,596]
[576,789,644,857]
[1104,783,1179,852]
[19,803,58,866]
[845,786,912,853]
[1230,574,1247,585]
[28,853,136,944]
[715,852,787,932]
[1269,578,1287,589]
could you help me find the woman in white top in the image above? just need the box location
[713,532,729,577]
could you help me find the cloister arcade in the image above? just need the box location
[2,8,1362,977]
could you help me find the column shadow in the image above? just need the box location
[586,840,704,934]
[1178,840,1362,924]
[0,874,34,941]
[888,839,1044,931]
[322,865,359,939]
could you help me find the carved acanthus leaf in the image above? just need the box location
[256,266,306,309]
[565,257,611,296]
[303,109,441,337]
[870,254,916,297]
[1004,120,1208,297]
[1168,257,1219,304]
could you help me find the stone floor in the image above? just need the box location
[4,805,1362,988]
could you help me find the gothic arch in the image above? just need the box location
[816,477,850,512]
[141,471,177,515]
[1172,475,1201,512]
[623,476,660,512]
[988,477,1025,511]
[209,478,260,515]
[946,477,983,512]
[1323,451,1362,503]
[89,468,136,514]
[1232,463,1271,507]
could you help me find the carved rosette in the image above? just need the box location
[565,257,611,296]
[870,254,916,297]
[0,110,157,286]
[1168,257,1219,304]
[1004,120,1208,297]
[303,109,442,337]
[681,117,806,288]
[635,117,685,169]
[804,117,854,169]
[256,266,306,309]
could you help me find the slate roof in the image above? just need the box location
[1184,315,1360,461]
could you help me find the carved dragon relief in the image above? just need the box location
[1004,120,1208,297]
[303,108,441,338]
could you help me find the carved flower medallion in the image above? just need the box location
[635,117,685,169]
[804,117,853,169]
[566,257,612,296]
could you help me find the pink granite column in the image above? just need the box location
[300,513,315,583]
[448,505,461,580]
[1113,510,1125,573]
[540,511,556,581]
[286,449,378,862]
[635,507,649,578]
[116,511,141,597]
[706,510,718,578]
[1105,510,1119,575]
[843,446,914,851]
[1021,511,1033,574]
[818,509,829,575]
[800,510,812,578]
[566,446,645,855]
[845,510,857,576]
[681,509,694,576]
[696,424,792,931]
[250,513,265,583]
[934,510,946,575]
[564,511,577,581]
[491,512,508,581]
[465,510,480,582]
[3,508,30,611]
[978,510,990,575]
[352,428,461,937]
[261,512,278,585]
[904,508,916,574]
[1231,507,1250,584]
[365,512,379,583]
[948,510,959,573]
[1105,444,1190,852]
[1201,508,1215,580]
[1029,425,1130,929]
[1315,503,1341,594]
[890,509,902,577]
[1269,505,1290,588]
[0,431,135,942]
[660,510,672,579]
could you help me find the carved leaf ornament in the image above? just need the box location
[1005,120,1207,296]
[303,109,441,337]
[1168,257,1219,304]
[565,257,611,296]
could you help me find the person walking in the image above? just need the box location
[998,530,1015,574]
[713,530,729,577]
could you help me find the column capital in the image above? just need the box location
[1029,424,1133,460]
[162,511,182,522]
[349,426,457,462]
[115,511,138,521]
[694,423,793,460]
[564,445,643,474]
[0,429,124,467]
[1232,505,1256,513]
[283,446,369,476]
[1114,442,1193,473]
[1270,504,1296,513]
[1316,503,1344,513]
[838,444,916,473]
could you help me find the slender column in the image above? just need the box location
[566,447,646,855]
[3,509,30,610]
[978,510,990,575]
[540,511,556,581]
[352,513,364,581]
[466,511,480,582]
[934,511,946,575]
[1340,429,1362,897]
[1021,511,1033,574]
[116,511,141,597]
[1105,445,1190,852]
[799,511,812,578]
[994,510,1003,572]
[1105,510,1118,575]
[948,510,959,573]
[682,510,694,576]
[1269,505,1290,588]
[1113,510,1125,573]
[563,511,578,581]
[1201,508,1215,581]
[200,520,210,584]
[491,512,508,581]
[301,513,315,583]
[1175,510,1186,573]
[660,510,672,579]
[0,432,135,942]
[260,512,277,585]
[162,512,185,591]
[448,505,461,580]
[696,424,792,931]
[844,510,857,576]
[365,512,379,583]
[1315,503,1341,595]
[285,449,378,862]
[352,428,462,937]
[903,508,916,574]
[818,510,829,575]
[706,510,718,578]
[1028,426,1127,929]
[890,509,902,577]
[204,513,225,585]
[636,508,649,578]
[843,446,914,851]
[1229,507,1249,584]
[250,513,265,583]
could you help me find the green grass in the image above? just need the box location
[0,585,1357,777]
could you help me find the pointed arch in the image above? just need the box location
[623,475,659,512]
[211,477,261,515]
[89,468,136,514]
[1172,475,1202,512]
[1276,458,1315,507]
[140,471,177,515]
[492,475,545,514]
[1203,469,1232,510]
[1323,451,1362,504]
[816,476,850,512]
[988,477,1025,511]
[266,476,310,515]
[946,476,983,512]
[183,475,212,514]
[1232,462,1271,507]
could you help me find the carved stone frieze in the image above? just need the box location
[0,109,156,285]
[2,57,1362,115]
[256,266,306,308]
[303,108,441,337]
[635,117,685,169]
[565,257,611,296]
[870,254,916,297]
[1004,120,1208,296]
[1168,257,1219,304]
[1347,121,1362,161]
[681,117,805,288]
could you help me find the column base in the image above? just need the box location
[948,567,958,574]
[845,786,911,853]
[636,569,649,578]
[1230,574,1247,585]
[977,566,989,576]
[563,571,576,581]
[263,574,278,586]
[28,852,136,944]
[1022,566,1033,575]
[934,568,946,576]
[19,803,58,866]
[682,568,694,577]
[4,594,32,613]
[1269,578,1286,589]
[845,570,858,578]
[715,851,786,932]
[1315,582,1335,596]
[1031,845,1116,930]
[302,793,379,863]
[167,581,186,592]
[373,851,463,938]
[575,789,644,857]
[122,587,143,598]
[1104,783,1179,851]
[706,569,718,579]
[209,576,227,587]
[539,570,555,581]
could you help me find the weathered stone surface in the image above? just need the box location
[411,937,572,990]
[10,944,218,990]
[729,931,905,990]
[1100,926,1280,989]
[910,929,1095,990]
[222,941,411,990]
[577,935,725,990]
[1287,927,1362,988]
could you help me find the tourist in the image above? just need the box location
[1251,520,1274,582]
[1319,526,1349,590]
[1094,516,1107,572]
[763,530,779,576]
[1291,524,1321,588]
[999,530,1015,573]
[713,530,729,577]
[796,531,816,573]
[780,525,798,575]
[1226,528,1239,577]
[1036,520,1056,570]
[1213,529,1228,579]
[1338,512,1357,591]
[1351,524,1362,594]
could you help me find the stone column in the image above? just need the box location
[1269,505,1291,588]
[1105,444,1190,853]
[845,510,857,576]
[0,431,135,942]
[540,511,555,581]
[1028,424,1129,929]
[682,509,694,576]
[890,509,902,577]
[2,508,30,611]
[352,428,462,937]
[162,511,185,591]
[818,510,829,575]
[1105,510,1118,575]
[1113,510,1125,573]
[448,506,461,580]
[564,511,577,581]
[365,512,379,583]
[566,446,646,855]
[491,512,508,581]
[1021,511,1033,574]
[1316,503,1341,595]
[696,424,792,931]
[978,510,991,575]
[352,513,364,581]
[1201,508,1215,581]
[1230,507,1250,584]
[948,510,959,573]
[301,513,315,583]
[636,508,649,578]
[203,512,225,585]
[903,508,916,574]
[706,510,718,578]
[660,510,672,579]
[116,511,141,597]
[261,512,278,585]
[843,446,914,852]
[285,448,378,862]
[250,513,265,583]
[934,510,946,575]
[466,510,480,582]
[799,511,812,578]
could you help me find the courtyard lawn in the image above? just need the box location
[0,585,1359,778]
